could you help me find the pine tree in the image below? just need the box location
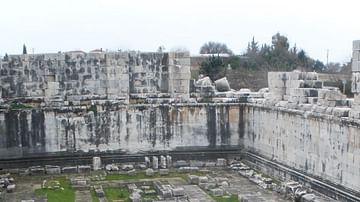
[23,44,27,54]
[4,53,9,61]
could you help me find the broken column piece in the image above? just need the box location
[93,157,101,171]
[160,155,167,168]
[145,156,151,168]
[214,77,231,92]
[152,156,159,169]
[166,155,172,168]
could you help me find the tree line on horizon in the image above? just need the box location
[199,33,351,80]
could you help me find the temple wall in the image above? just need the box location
[242,104,360,191]
[0,104,243,157]
[1,103,360,192]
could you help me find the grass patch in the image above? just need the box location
[105,170,206,181]
[34,177,75,202]
[104,187,130,202]
[10,102,32,109]
[142,193,158,200]
[141,191,158,200]
[90,189,99,202]
[213,194,238,202]
[140,185,158,200]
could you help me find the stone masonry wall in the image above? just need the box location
[1,102,360,193]
[0,104,243,158]
[0,51,190,103]
[242,104,360,192]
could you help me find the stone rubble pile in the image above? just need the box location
[279,181,317,202]
[153,180,187,200]
[187,173,230,198]
[193,75,262,103]
[94,185,105,198]
[70,176,90,190]
[266,70,353,118]
[236,162,277,190]
[41,179,63,191]
[233,161,322,202]
[0,173,15,193]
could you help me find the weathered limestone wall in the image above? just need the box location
[0,104,243,158]
[0,52,128,100]
[1,102,360,193]
[242,104,360,192]
[0,51,190,102]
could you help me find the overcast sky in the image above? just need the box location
[0,0,359,63]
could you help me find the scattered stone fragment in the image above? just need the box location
[263,178,273,184]
[220,181,229,187]
[210,188,224,196]
[78,165,91,173]
[174,160,189,167]
[129,191,141,202]
[159,188,172,198]
[214,77,231,92]
[6,184,16,193]
[187,175,199,184]
[30,166,45,175]
[127,169,136,176]
[196,76,213,87]
[141,186,151,190]
[178,167,199,173]
[198,176,209,184]
[45,165,61,175]
[8,177,14,183]
[127,184,137,192]
[216,158,226,167]
[62,166,78,174]
[105,164,119,171]
[122,164,134,171]
[301,193,316,202]
[159,169,169,176]
[137,164,147,170]
[171,187,185,196]
[144,189,156,195]
[145,168,154,176]
[94,186,105,197]
[199,182,216,190]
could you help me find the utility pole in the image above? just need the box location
[326,49,329,68]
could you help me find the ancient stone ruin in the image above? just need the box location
[1,42,360,201]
